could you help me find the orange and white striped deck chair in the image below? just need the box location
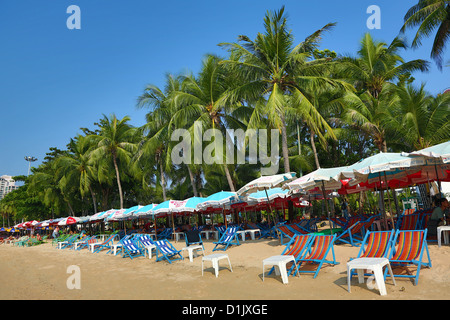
[295,234,339,278]
[267,234,314,277]
[388,229,432,285]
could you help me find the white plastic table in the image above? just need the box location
[202,253,233,277]
[173,232,184,242]
[262,255,299,284]
[236,230,246,241]
[182,245,205,262]
[245,229,261,240]
[347,257,396,296]
[437,226,450,247]
[144,244,156,259]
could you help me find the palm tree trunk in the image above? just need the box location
[112,156,124,209]
[187,165,199,197]
[281,122,290,173]
[159,161,167,201]
[89,185,98,214]
[224,164,236,192]
[310,129,321,169]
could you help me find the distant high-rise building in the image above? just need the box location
[0,175,18,200]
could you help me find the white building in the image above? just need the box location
[0,175,18,200]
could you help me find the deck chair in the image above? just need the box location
[185,229,205,250]
[122,239,145,259]
[57,234,80,249]
[277,225,298,245]
[348,230,395,280]
[387,229,431,285]
[157,228,173,240]
[92,234,118,253]
[212,226,240,252]
[154,239,184,263]
[267,234,315,278]
[295,234,339,278]
[396,213,420,230]
[335,221,366,247]
[137,234,157,258]
[76,236,98,250]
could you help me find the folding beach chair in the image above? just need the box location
[154,239,184,263]
[396,213,420,230]
[185,229,205,251]
[76,236,98,250]
[335,221,366,247]
[348,230,395,280]
[295,234,339,278]
[157,228,173,240]
[212,226,240,252]
[92,234,118,253]
[277,225,298,245]
[57,234,80,249]
[121,239,145,259]
[387,229,431,285]
[267,234,315,277]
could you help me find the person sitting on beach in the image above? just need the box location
[428,198,449,236]
[36,234,42,241]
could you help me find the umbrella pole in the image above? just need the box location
[264,187,276,225]
[171,211,176,242]
[378,173,389,230]
[321,181,334,234]
[383,172,396,230]
[434,164,442,198]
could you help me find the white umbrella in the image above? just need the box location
[237,172,297,196]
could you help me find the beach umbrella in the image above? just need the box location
[196,191,240,211]
[105,209,126,222]
[406,141,450,163]
[247,187,289,204]
[237,172,297,196]
[170,197,205,214]
[133,204,158,218]
[58,216,80,226]
[120,205,143,219]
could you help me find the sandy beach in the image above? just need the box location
[0,235,449,302]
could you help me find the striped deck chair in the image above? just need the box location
[289,224,310,235]
[92,234,118,253]
[396,213,420,230]
[154,239,183,263]
[122,239,145,259]
[335,221,367,247]
[295,234,339,278]
[277,225,297,245]
[76,236,98,250]
[267,234,315,277]
[388,229,432,285]
[212,226,240,251]
[348,230,395,280]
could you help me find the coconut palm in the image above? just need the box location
[340,33,430,152]
[168,54,247,192]
[219,6,347,173]
[384,84,450,150]
[88,114,138,209]
[401,0,450,70]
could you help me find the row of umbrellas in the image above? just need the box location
[9,141,449,230]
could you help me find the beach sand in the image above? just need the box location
[0,236,449,300]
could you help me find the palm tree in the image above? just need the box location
[340,33,430,152]
[88,114,138,209]
[54,135,99,213]
[168,54,246,192]
[219,6,345,173]
[384,84,450,150]
[340,33,429,99]
[401,0,450,70]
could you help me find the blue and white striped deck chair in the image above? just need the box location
[154,239,184,263]
[138,234,156,258]
[121,239,145,259]
[212,226,240,251]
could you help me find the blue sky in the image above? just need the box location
[0,0,448,177]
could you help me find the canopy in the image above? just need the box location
[237,172,296,196]
[170,197,205,214]
[134,204,158,217]
[406,141,450,164]
[196,191,240,212]
[246,187,289,204]
[285,167,347,192]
